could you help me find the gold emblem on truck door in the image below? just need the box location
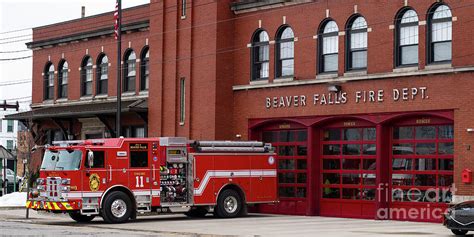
[89,174,100,191]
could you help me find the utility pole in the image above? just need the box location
[0,100,19,111]
[115,0,122,138]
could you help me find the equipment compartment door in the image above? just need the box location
[192,154,214,205]
[128,143,152,197]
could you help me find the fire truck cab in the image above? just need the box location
[27,137,277,223]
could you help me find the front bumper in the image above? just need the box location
[444,214,474,231]
[26,199,81,211]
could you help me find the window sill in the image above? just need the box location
[344,70,367,77]
[393,66,419,73]
[139,90,149,96]
[122,91,136,97]
[274,76,294,83]
[316,73,338,80]
[425,63,452,71]
[80,96,93,101]
[42,99,54,104]
[56,98,68,103]
[94,94,108,99]
[250,79,269,85]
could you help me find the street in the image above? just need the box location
[0,209,464,237]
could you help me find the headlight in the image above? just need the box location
[61,186,70,192]
[37,178,45,185]
[37,185,45,191]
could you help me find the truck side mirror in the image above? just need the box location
[87,150,94,168]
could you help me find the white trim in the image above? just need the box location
[234,66,474,91]
[193,169,277,196]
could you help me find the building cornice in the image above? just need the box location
[27,20,149,50]
[230,0,313,14]
[233,66,474,91]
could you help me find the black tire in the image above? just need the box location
[101,191,133,224]
[69,212,95,223]
[185,207,208,218]
[451,229,468,236]
[215,189,243,218]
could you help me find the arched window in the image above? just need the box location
[275,26,294,78]
[428,4,452,63]
[81,56,93,96]
[319,20,339,73]
[124,50,136,92]
[396,9,419,66]
[251,30,269,81]
[346,16,368,70]
[97,54,108,95]
[44,63,54,100]
[58,60,68,99]
[140,47,149,91]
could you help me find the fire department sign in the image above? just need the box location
[265,87,428,109]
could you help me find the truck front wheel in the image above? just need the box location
[69,212,95,223]
[101,191,133,224]
[215,189,242,218]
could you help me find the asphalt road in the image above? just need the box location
[0,208,468,237]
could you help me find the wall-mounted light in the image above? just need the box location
[235,134,242,139]
[467,128,474,133]
[328,85,341,93]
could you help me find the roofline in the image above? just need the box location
[32,3,149,31]
[27,20,149,49]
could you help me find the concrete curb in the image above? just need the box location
[0,206,25,210]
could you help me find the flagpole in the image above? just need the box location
[116,0,122,138]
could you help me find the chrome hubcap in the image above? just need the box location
[111,199,127,218]
[224,196,238,213]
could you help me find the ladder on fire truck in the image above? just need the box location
[191,140,273,153]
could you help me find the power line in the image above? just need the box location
[0,49,31,54]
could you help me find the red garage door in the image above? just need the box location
[260,129,309,215]
[390,123,454,222]
[320,126,377,219]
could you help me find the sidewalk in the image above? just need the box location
[0,209,455,237]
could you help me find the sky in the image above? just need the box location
[0,0,149,110]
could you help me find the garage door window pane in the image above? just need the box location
[363,128,376,140]
[279,131,295,142]
[278,173,295,183]
[438,142,453,154]
[414,174,436,186]
[415,126,436,140]
[324,144,341,155]
[393,159,413,170]
[342,188,360,199]
[393,127,413,140]
[342,174,361,184]
[323,173,340,184]
[363,159,376,170]
[297,173,307,183]
[262,131,278,142]
[392,174,413,186]
[279,187,295,197]
[439,125,454,139]
[343,144,361,155]
[342,159,361,170]
[438,159,453,171]
[323,159,340,169]
[393,143,414,155]
[438,175,453,186]
[363,144,376,155]
[324,129,341,141]
[296,187,307,198]
[343,128,361,140]
[279,146,295,156]
[323,188,340,198]
[297,146,307,156]
[278,159,295,170]
[414,159,437,171]
[416,143,436,155]
[297,160,307,170]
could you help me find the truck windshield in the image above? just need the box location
[40,150,83,171]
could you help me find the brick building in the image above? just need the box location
[6,0,474,222]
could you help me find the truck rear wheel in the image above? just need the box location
[69,212,95,223]
[215,189,242,218]
[101,191,133,224]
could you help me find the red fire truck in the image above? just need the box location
[26,137,277,223]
